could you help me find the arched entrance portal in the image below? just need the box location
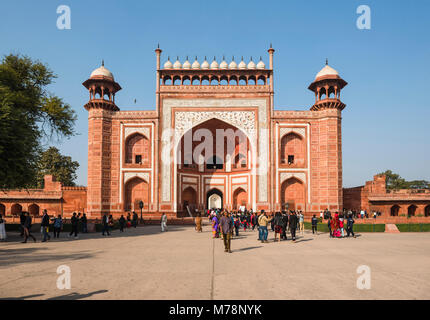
[182,186,197,216]
[11,203,22,216]
[280,177,305,211]
[124,177,149,212]
[233,187,247,210]
[207,189,223,210]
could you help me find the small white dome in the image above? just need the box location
[220,58,228,70]
[247,58,256,70]
[238,58,246,70]
[163,58,173,69]
[90,64,114,80]
[173,57,182,69]
[201,57,210,69]
[256,57,265,69]
[192,57,200,69]
[229,58,237,69]
[315,64,339,79]
[210,57,219,69]
[183,58,191,70]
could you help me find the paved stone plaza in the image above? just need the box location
[0,222,429,300]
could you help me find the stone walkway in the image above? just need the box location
[0,224,429,300]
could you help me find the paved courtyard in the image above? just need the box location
[0,222,429,300]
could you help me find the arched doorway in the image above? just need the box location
[280,177,305,211]
[28,204,40,216]
[408,205,417,217]
[124,177,149,212]
[0,203,5,216]
[182,186,197,216]
[207,189,223,210]
[425,205,430,217]
[390,205,400,216]
[233,187,247,210]
[11,203,22,216]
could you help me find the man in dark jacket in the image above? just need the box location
[22,212,36,243]
[41,209,51,242]
[132,211,138,228]
[281,211,288,240]
[346,215,355,238]
[69,212,79,239]
[327,217,333,238]
[311,214,318,235]
[119,215,126,232]
[102,213,110,236]
[81,213,88,233]
[289,212,298,241]
[19,211,26,237]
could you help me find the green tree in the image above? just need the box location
[379,170,429,190]
[0,54,76,189]
[35,147,79,187]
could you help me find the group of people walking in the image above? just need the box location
[327,212,356,238]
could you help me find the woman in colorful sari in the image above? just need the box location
[331,213,340,238]
[212,214,219,238]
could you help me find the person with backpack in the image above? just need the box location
[311,214,318,235]
[53,215,63,238]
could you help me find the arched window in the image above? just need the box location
[173,76,181,85]
[257,76,266,85]
[390,205,400,216]
[408,205,417,217]
[229,76,238,85]
[0,203,5,216]
[319,87,327,100]
[28,204,39,216]
[125,133,150,165]
[425,205,430,217]
[11,203,22,216]
[192,76,200,85]
[163,76,172,85]
[182,76,191,86]
[280,132,305,166]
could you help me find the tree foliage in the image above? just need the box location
[0,54,76,189]
[378,170,430,190]
[35,147,79,187]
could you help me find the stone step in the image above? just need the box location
[385,223,400,233]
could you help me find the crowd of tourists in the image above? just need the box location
[203,207,358,253]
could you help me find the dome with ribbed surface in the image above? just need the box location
[201,57,210,69]
[210,57,219,69]
[90,64,114,80]
[163,57,173,69]
[192,57,200,69]
[256,57,265,69]
[247,57,256,70]
[183,57,191,70]
[229,57,237,69]
[173,57,182,69]
[315,64,339,80]
[238,57,246,70]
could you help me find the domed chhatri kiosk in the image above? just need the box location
[82,46,348,218]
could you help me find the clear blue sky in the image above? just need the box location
[1,0,429,187]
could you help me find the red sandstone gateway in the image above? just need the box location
[1,46,428,220]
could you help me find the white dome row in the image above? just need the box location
[164,57,266,70]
